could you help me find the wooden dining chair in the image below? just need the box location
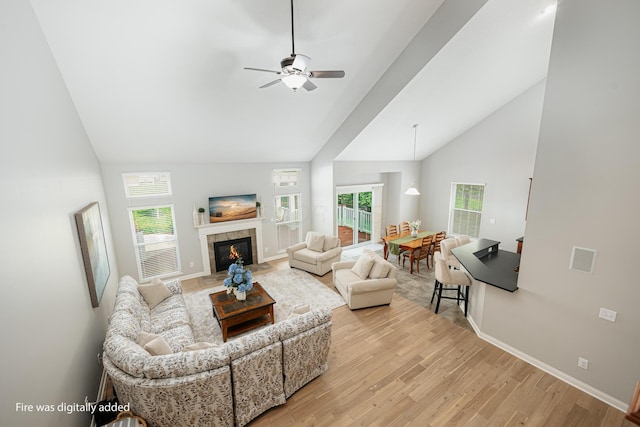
[432,231,447,256]
[385,224,400,262]
[398,221,411,235]
[402,234,434,273]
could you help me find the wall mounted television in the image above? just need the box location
[208,194,257,223]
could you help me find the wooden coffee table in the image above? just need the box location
[209,282,275,342]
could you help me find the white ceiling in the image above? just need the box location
[29,0,556,164]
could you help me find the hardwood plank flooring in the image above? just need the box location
[181,259,631,427]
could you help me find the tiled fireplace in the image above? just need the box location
[198,217,264,276]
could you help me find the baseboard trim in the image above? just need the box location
[263,253,288,263]
[467,316,628,412]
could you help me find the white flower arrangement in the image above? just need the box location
[409,220,421,231]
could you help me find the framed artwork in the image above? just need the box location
[208,194,257,223]
[75,202,110,307]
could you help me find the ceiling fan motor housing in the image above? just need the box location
[280,56,295,73]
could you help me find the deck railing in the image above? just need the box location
[337,205,372,234]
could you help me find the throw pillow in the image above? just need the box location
[138,281,172,309]
[143,335,172,356]
[307,233,325,252]
[323,235,340,251]
[136,331,158,347]
[351,253,375,279]
[287,304,311,320]
[369,259,391,279]
[182,342,218,352]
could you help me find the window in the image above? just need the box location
[275,193,302,252]
[129,205,181,280]
[122,172,172,198]
[272,169,300,187]
[449,183,485,238]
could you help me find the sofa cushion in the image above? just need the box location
[138,281,172,309]
[322,235,340,251]
[156,324,196,352]
[368,259,391,279]
[293,248,324,264]
[351,253,375,279]
[307,233,325,252]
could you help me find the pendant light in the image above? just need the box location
[405,123,420,196]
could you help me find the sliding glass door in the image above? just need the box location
[336,190,373,248]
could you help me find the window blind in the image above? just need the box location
[122,172,172,198]
[129,205,180,279]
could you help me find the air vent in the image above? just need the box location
[570,246,597,273]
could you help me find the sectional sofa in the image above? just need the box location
[103,275,332,427]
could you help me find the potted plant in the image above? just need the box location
[409,219,421,238]
[223,258,253,300]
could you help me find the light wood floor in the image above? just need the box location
[182,259,631,427]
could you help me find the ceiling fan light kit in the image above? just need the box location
[244,0,345,92]
[282,74,307,90]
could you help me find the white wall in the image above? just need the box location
[101,162,310,280]
[421,80,544,251]
[483,0,640,407]
[0,1,119,426]
[420,0,640,408]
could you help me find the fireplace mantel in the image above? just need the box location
[198,217,265,275]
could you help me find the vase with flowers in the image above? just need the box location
[409,219,421,238]
[223,258,253,301]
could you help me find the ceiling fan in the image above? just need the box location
[244,0,345,92]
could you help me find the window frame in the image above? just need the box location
[274,193,302,252]
[128,203,181,281]
[448,182,485,238]
[272,168,301,188]
[122,172,172,199]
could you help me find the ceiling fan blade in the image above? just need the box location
[244,67,282,75]
[292,54,310,72]
[302,79,317,91]
[309,70,345,78]
[259,79,282,89]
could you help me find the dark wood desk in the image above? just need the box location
[209,282,275,341]
[451,238,520,292]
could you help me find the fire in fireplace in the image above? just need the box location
[213,237,253,272]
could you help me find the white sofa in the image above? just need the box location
[103,275,332,427]
[332,249,398,309]
[287,231,342,276]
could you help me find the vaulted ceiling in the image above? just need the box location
[30,0,556,164]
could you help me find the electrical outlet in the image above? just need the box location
[489,218,496,224]
[578,357,589,369]
[189,261,194,268]
[265,247,269,253]
[598,307,617,322]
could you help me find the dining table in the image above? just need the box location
[381,230,435,274]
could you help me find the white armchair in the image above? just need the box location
[332,249,397,310]
[287,232,342,276]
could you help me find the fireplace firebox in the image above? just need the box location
[213,237,253,272]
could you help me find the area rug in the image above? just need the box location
[184,269,346,343]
